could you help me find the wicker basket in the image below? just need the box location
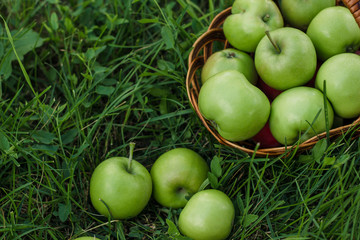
[186,0,360,157]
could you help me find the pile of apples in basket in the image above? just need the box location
[198,0,360,148]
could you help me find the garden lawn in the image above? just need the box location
[0,0,359,239]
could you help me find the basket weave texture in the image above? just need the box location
[186,0,360,157]
[343,0,360,26]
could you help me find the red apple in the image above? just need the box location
[252,122,280,148]
[256,78,282,102]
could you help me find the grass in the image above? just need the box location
[0,0,359,239]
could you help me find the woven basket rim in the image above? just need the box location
[186,1,360,157]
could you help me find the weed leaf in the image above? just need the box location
[333,154,351,168]
[210,156,222,178]
[208,172,219,189]
[312,138,327,163]
[166,219,181,236]
[0,27,44,79]
[166,218,191,239]
[58,203,71,222]
[61,129,78,145]
[323,156,336,166]
[138,18,159,24]
[0,132,10,151]
[32,130,56,144]
[50,12,59,30]
[96,85,115,96]
[161,26,174,49]
[243,214,259,227]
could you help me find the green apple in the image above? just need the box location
[90,143,152,219]
[201,48,257,85]
[315,53,360,119]
[269,86,334,145]
[254,27,317,91]
[223,0,283,53]
[198,70,270,142]
[278,0,336,30]
[306,6,360,61]
[150,148,209,209]
[178,189,235,240]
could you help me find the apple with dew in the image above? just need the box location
[178,189,235,240]
[278,0,336,30]
[315,53,360,119]
[255,27,317,91]
[150,148,209,209]
[198,70,271,142]
[201,48,257,85]
[269,86,334,145]
[223,0,283,53]
[89,143,152,219]
[306,6,360,61]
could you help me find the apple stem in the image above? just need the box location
[262,14,270,22]
[128,142,135,170]
[265,30,281,54]
[227,52,236,58]
[346,46,355,53]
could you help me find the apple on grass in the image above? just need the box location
[306,6,360,61]
[198,70,270,142]
[89,143,152,220]
[254,27,317,91]
[315,53,360,119]
[178,189,235,240]
[201,48,257,85]
[278,0,336,30]
[150,148,209,209]
[223,0,283,53]
[269,87,334,145]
